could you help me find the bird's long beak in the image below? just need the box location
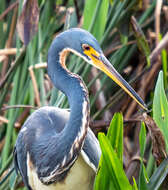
[95,54,147,110]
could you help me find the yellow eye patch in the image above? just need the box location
[82,44,100,63]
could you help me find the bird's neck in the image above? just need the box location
[47,46,90,168]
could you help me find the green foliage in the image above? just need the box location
[161,48,168,88]
[83,0,109,41]
[153,71,168,151]
[139,122,148,190]
[94,113,132,190]
[9,171,17,190]
[147,157,168,190]
[95,72,168,189]
[138,164,148,190]
[98,133,132,190]
[139,122,146,158]
[107,112,123,162]
[132,177,139,190]
[138,71,168,190]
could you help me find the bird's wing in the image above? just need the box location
[14,106,71,186]
[14,132,33,190]
[14,106,101,187]
[81,127,101,172]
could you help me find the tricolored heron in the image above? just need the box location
[14,28,147,190]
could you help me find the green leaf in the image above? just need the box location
[147,157,168,190]
[107,112,123,163]
[94,156,112,190]
[92,0,109,41]
[9,170,17,190]
[139,122,146,158]
[146,151,155,178]
[153,71,168,151]
[83,0,97,30]
[159,34,168,89]
[83,0,109,41]
[139,163,149,190]
[98,133,132,190]
[132,177,138,190]
[94,113,124,190]
[139,122,148,190]
[161,48,168,88]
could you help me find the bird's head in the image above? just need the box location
[54,28,147,110]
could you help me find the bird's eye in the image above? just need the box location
[83,44,90,51]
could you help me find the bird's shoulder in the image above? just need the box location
[23,106,69,134]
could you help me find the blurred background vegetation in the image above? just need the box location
[0,0,168,189]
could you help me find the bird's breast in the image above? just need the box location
[27,153,95,190]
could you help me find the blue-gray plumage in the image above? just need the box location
[14,28,147,190]
[14,107,100,190]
